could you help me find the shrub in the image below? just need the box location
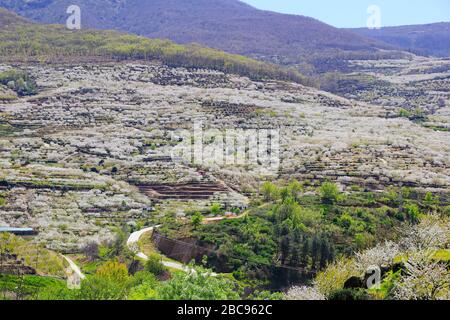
[319,182,340,204]
[280,187,290,201]
[249,290,284,300]
[424,192,439,210]
[354,232,375,250]
[127,272,160,300]
[385,187,400,206]
[0,69,37,96]
[401,187,412,199]
[404,203,420,223]
[288,180,303,200]
[96,260,129,283]
[77,275,129,300]
[398,108,411,118]
[445,206,450,217]
[337,212,355,230]
[315,257,359,297]
[145,254,167,277]
[191,211,204,227]
[210,203,221,215]
[260,181,279,202]
[83,241,100,261]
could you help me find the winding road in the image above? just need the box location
[127,225,190,272]
[61,225,215,282]
[127,225,216,276]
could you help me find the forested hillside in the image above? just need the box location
[0,8,307,84]
[0,0,393,62]
[350,23,450,57]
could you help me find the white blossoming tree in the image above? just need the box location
[393,251,450,300]
[284,286,326,300]
[355,241,400,271]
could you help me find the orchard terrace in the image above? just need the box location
[0,60,449,250]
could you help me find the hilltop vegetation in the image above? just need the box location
[0,0,392,61]
[0,8,307,84]
[350,23,450,57]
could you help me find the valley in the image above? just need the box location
[0,4,449,301]
[0,59,448,297]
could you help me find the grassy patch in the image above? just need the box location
[423,124,450,132]
[433,249,450,262]
[138,231,157,258]
[0,123,17,135]
[0,178,108,191]
[0,275,66,300]
[0,94,16,101]
[1,234,66,277]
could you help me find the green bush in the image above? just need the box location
[424,192,439,208]
[445,206,450,217]
[288,180,303,200]
[0,69,37,96]
[397,108,427,122]
[398,108,411,118]
[145,254,167,277]
[127,272,159,300]
[191,211,204,227]
[210,203,221,215]
[385,187,400,206]
[404,203,420,223]
[76,275,129,300]
[280,187,290,201]
[319,182,340,204]
[260,181,279,202]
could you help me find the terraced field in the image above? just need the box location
[0,58,449,252]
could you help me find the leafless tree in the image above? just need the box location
[83,241,99,261]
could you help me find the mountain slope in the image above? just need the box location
[0,0,393,61]
[350,23,450,57]
[0,8,307,84]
